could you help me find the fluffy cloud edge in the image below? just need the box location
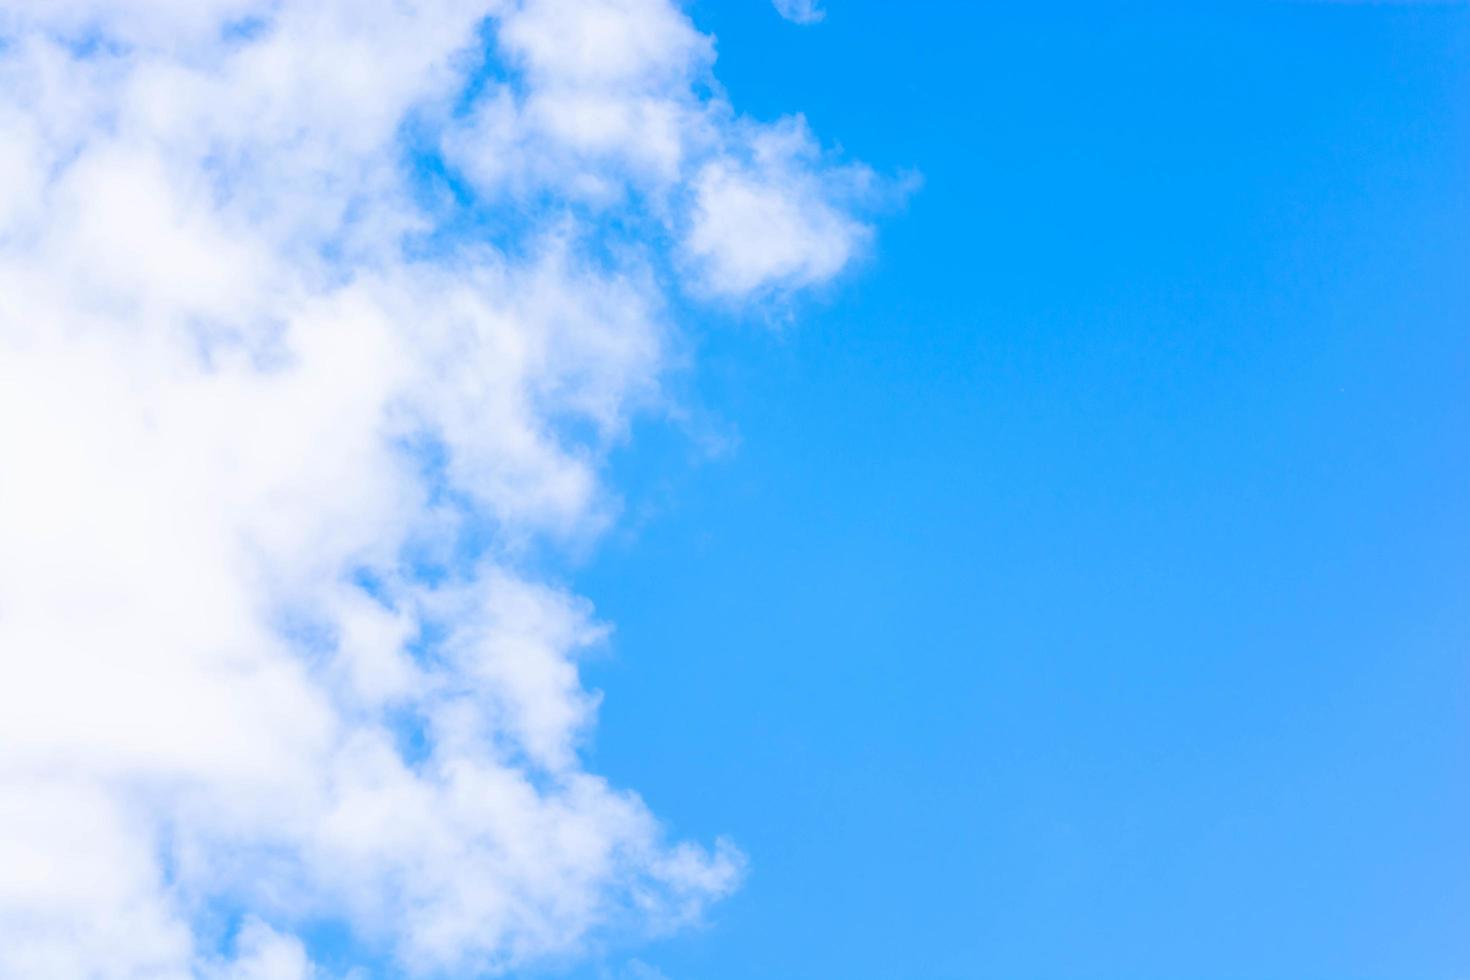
[0,1,888,976]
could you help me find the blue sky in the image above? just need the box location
[567,4,1470,978]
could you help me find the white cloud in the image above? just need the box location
[684,117,872,297]
[206,921,316,980]
[0,0,876,976]
[772,0,826,24]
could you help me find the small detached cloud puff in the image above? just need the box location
[773,0,826,25]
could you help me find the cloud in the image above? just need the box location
[684,116,872,297]
[620,960,672,980]
[0,1,877,977]
[772,0,826,24]
[206,921,316,980]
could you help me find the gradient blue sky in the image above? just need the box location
[564,4,1470,978]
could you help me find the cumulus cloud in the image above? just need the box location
[685,117,872,297]
[0,0,878,977]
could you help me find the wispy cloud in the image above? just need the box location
[0,0,877,976]
[773,0,826,24]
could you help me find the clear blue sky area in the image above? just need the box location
[566,4,1470,979]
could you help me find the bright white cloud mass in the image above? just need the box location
[0,1,874,977]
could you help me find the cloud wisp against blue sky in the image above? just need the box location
[0,1,878,977]
[771,0,824,25]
